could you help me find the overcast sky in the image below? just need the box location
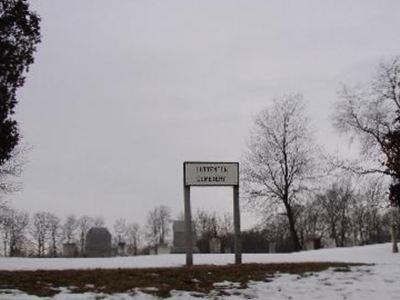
[9,0,400,229]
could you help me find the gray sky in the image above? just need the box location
[10,0,400,229]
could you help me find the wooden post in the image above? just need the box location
[233,184,242,264]
[184,185,193,266]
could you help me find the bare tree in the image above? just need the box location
[145,205,171,251]
[47,213,61,257]
[194,210,218,239]
[126,222,141,255]
[93,216,105,227]
[243,94,319,251]
[333,57,400,176]
[349,178,387,245]
[317,181,354,247]
[145,209,159,249]
[158,206,171,245]
[63,215,78,244]
[194,210,219,253]
[333,56,400,251]
[114,218,127,244]
[31,211,51,256]
[0,207,29,256]
[218,213,234,253]
[193,210,236,253]
[261,213,293,252]
[0,145,29,194]
[295,199,325,246]
[0,202,8,255]
[0,204,12,255]
[77,215,93,256]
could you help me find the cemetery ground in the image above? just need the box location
[0,262,358,298]
[0,243,399,299]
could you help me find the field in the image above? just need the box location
[0,243,399,299]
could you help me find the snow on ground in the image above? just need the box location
[1,243,399,299]
[0,243,397,271]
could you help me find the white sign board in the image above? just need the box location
[184,162,239,186]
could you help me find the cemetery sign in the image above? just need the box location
[184,162,239,186]
[183,161,241,266]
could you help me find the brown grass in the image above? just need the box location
[0,262,364,298]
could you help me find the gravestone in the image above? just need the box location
[157,243,171,254]
[149,247,157,255]
[171,220,197,253]
[268,242,276,253]
[209,237,221,253]
[63,243,78,257]
[85,227,112,257]
[304,238,321,250]
[172,220,185,252]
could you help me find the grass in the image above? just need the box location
[0,262,364,298]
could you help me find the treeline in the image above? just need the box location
[0,203,261,257]
[0,200,140,257]
[0,204,110,257]
[0,204,180,257]
[241,57,400,252]
[193,177,400,253]
[0,176,398,257]
[260,177,400,252]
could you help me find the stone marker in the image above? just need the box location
[63,243,78,257]
[85,227,112,257]
[171,220,197,253]
[304,237,321,250]
[268,242,276,253]
[157,243,171,254]
[209,237,221,253]
[172,220,185,253]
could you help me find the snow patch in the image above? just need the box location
[1,243,399,299]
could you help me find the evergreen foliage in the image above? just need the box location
[0,0,40,165]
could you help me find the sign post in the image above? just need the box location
[183,161,241,266]
[183,184,193,266]
[233,184,241,264]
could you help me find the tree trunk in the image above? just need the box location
[330,222,339,247]
[52,234,57,257]
[9,235,16,257]
[3,234,7,256]
[390,207,398,253]
[80,232,85,256]
[285,203,302,251]
[391,224,398,253]
[133,239,137,256]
